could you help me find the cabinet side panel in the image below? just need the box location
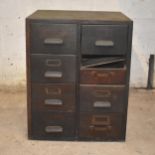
[76,24,82,139]
[122,21,133,140]
[26,18,32,138]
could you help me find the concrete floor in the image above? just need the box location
[0,89,155,155]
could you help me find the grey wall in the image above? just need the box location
[0,0,155,88]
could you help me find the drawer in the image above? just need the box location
[32,111,75,140]
[31,83,76,112]
[80,67,126,84]
[81,25,128,55]
[79,113,123,140]
[30,23,77,54]
[80,85,125,113]
[31,54,76,83]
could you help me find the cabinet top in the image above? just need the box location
[27,10,132,23]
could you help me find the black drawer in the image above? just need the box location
[80,85,125,113]
[30,23,77,54]
[32,111,75,140]
[31,83,76,112]
[81,25,128,55]
[31,54,76,83]
[79,113,123,140]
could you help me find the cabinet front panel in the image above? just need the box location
[31,54,77,83]
[30,23,77,54]
[80,85,126,113]
[32,111,75,140]
[79,113,123,140]
[31,83,76,112]
[81,25,128,55]
[80,68,126,84]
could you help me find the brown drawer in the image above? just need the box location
[79,113,123,140]
[31,54,76,83]
[32,111,75,140]
[80,85,125,113]
[81,25,128,55]
[30,23,77,54]
[80,67,126,84]
[31,83,76,112]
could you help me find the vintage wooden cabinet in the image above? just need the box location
[26,10,133,141]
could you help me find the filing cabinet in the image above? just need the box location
[26,10,133,141]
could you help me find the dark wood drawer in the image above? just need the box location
[30,23,77,54]
[31,54,76,83]
[26,10,133,141]
[32,111,75,140]
[80,67,126,84]
[79,113,123,140]
[81,25,128,55]
[80,85,125,113]
[31,84,76,112]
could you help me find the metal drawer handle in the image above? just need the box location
[45,88,62,95]
[45,126,63,133]
[93,90,111,98]
[93,101,111,108]
[89,125,112,131]
[97,73,109,78]
[92,115,110,126]
[97,72,115,78]
[45,59,61,67]
[95,40,114,47]
[44,99,63,106]
[44,71,62,78]
[44,38,64,45]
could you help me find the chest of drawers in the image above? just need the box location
[26,10,133,141]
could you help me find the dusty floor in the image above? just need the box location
[0,89,155,155]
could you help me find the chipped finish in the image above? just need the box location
[26,10,133,141]
[80,68,126,84]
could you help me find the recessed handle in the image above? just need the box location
[93,101,111,108]
[89,125,112,131]
[45,126,63,133]
[96,72,109,78]
[45,59,61,67]
[97,72,115,78]
[92,115,110,126]
[44,71,62,78]
[45,87,62,95]
[93,90,111,98]
[44,99,63,106]
[95,40,114,47]
[44,38,64,45]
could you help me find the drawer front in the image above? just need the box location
[81,25,128,55]
[32,111,75,140]
[31,54,76,83]
[30,23,77,54]
[80,68,126,84]
[79,113,123,140]
[31,84,76,112]
[80,85,125,113]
